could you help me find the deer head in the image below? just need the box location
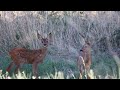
[37,31,52,47]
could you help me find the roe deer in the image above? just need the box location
[77,34,92,79]
[6,32,52,78]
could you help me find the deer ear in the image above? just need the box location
[37,32,43,39]
[48,33,53,45]
[85,40,91,46]
[48,33,52,40]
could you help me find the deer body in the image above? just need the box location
[9,47,47,64]
[77,41,92,79]
[6,32,52,78]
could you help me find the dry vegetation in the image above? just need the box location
[0,11,119,79]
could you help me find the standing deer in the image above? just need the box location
[77,34,92,79]
[6,32,52,78]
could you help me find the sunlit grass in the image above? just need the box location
[0,54,118,79]
[0,69,118,79]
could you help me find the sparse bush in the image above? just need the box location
[0,11,119,79]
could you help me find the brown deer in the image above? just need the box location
[77,34,92,79]
[6,32,52,78]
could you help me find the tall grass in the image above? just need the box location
[0,54,118,79]
[0,11,119,79]
[0,69,117,79]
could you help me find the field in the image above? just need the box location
[0,11,119,79]
[0,53,118,79]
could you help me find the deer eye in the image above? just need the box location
[80,50,83,52]
[45,39,48,42]
[41,39,45,43]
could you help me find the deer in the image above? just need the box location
[77,34,92,79]
[6,32,52,78]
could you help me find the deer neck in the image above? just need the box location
[40,46,48,54]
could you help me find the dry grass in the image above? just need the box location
[0,11,119,79]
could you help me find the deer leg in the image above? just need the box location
[15,64,21,74]
[86,66,91,79]
[79,65,84,79]
[79,73,82,79]
[6,62,14,72]
[32,63,38,79]
[84,68,87,79]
